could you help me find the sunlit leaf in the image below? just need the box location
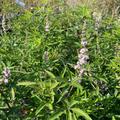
[45,70,56,78]
[49,111,65,120]
[17,81,36,86]
[35,103,46,115]
[112,116,116,120]
[11,88,15,101]
[68,111,73,120]
[71,108,92,120]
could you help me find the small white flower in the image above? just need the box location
[68,79,71,82]
[78,54,89,65]
[79,58,87,65]
[45,24,49,32]
[81,40,87,47]
[79,68,85,76]
[82,55,89,61]
[4,78,8,84]
[80,48,88,54]
[74,64,80,70]
[3,68,11,78]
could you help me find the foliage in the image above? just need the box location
[0,1,120,120]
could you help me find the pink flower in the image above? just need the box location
[4,78,8,84]
[2,67,11,84]
[80,48,88,54]
[3,68,10,78]
[79,58,87,65]
[78,53,89,65]
[79,68,85,76]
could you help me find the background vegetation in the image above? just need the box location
[0,0,120,119]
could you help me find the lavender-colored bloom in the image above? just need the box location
[78,54,89,60]
[79,68,85,76]
[4,78,8,84]
[79,58,87,65]
[81,40,87,47]
[3,68,10,78]
[74,19,89,81]
[82,54,89,61]
[79,55,89,65]
[2,68,11,84]
[80,48,88,54]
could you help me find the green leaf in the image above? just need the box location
[57,89,69,103]
[73,113,77,120]
[45,70,56,78]
[17,81,36,86]
[71,108,92,120]
[112,116,116,120]
[61,66,67,78]
[68,111,73,120]
[49,111,65,120]
[71,80,83,91]
[35,103,46,115]
[11,88,15,101]
[69,100,79,108]
[46,103,53,110]
[50,82,59,89]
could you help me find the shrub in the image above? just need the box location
[0,3,120,120]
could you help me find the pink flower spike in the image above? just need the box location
[4,78,8,84]
[80,48,88,54]
[3,68,11,78]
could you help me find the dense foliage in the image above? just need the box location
[0,2,120,120]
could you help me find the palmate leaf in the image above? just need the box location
[71,108,92,120]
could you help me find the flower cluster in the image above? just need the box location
[45,17,50,32]
[92,12,102,34]
[2,68,11,84]
[43,51,49,62]
[74,21,89,79]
